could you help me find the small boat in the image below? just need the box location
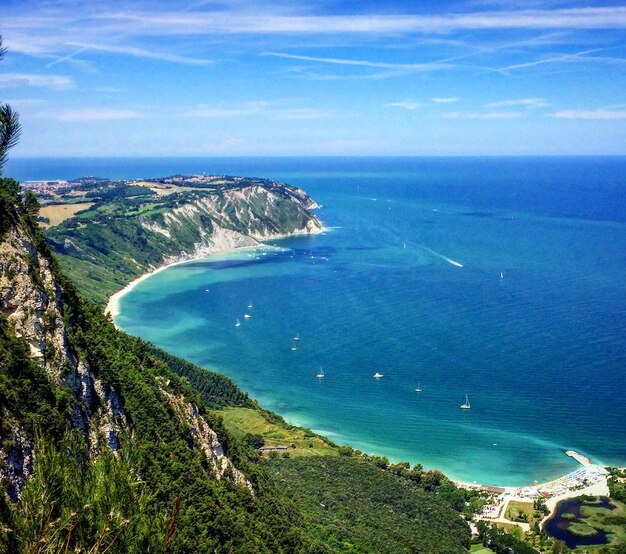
[293,333,301,342]
[248,301,253,308]
[316,367,324,379]
[460,394,471,409]
[373,372,383,379]
[415,382,422,393]
[244,314,252,319]
[235,318,241,327]
[291,341,298,351]
[500,272,504,279]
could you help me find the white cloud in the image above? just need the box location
[0,73,73,89]
[386,101,422,110]
[264,52,452,73]
[62,42,213,66]
[550,109,626,120]
[88,7,626,35]
[185,102,330,120]
[486,97,548,108]
[443,111,521,119]
[53,109,143,121]
[431,97,460,103]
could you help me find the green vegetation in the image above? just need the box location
[219,406,338,457]
[266,456,471,553]
[1,173,476,551]
[476,521,538,554]
[569,522,599,537]
[38,174,320,304]
[608,468,626,503]
[505,500,536,523]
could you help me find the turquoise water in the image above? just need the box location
[10,157,626,485]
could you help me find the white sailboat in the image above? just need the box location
[248,301,253,309]
[373,372,383,379]
[316,367,324,379]
[293,333,301,342]
[460,394,471,409]
[235,318,241,327]
[291,341,298,351]
[244,313,252,319]
[415,382,422,393]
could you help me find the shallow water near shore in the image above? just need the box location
[11,156,626,485]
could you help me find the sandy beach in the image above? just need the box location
[105,225,326,325]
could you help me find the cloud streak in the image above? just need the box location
[64,42,213,66]
[486,97,548,108]
[0,73,73,89]
[443,111,521,119]
[550,109,626,120]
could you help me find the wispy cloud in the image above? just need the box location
[185,102,331,120]
[386,101,422,110]
[431,97,460,103]
[550,109,626,120]
[263,52,453,73]
[443,111,521,119]
[0,73,73,89]
[83,7,626,35]
[53,109,144,121]
[494,48,606,72]
[486,97,548,108]
[63,42,212,66]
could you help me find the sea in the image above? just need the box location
[7,156,626,486]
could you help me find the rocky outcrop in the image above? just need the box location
[140,183,323,263]
[0,219,130,496]
[162,389,253,493]
[0,426,33,501]
[0,225,73,382]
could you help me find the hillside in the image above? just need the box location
[0,177,475,552]
[35,175,323,303]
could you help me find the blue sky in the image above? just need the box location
[1,0,626,156]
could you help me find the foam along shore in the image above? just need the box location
[105,224,325,323]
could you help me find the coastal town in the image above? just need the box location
[458,450,612,533]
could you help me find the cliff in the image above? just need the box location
[43,175,323,304]
[0,179,320,552]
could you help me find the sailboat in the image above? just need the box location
[373,372,383,379]
[248,301,253,309]
[235,318,241,327]
[316,367,324,379]
[244,313,252,319]
[500,272,504,279]
[460,394,471,409]
[291,341,298,351]
[293,333,301,342]
[415,382,422,393]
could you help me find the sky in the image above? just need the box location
[1,0,626,157]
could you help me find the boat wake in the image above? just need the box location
[417,244,464,268]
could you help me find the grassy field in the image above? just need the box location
[40,202,95,227]
[580,499,626,545]
[505,500,535,523]
[470,544,496,554]
[218,406,338,457]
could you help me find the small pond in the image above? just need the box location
[544,497,615,549]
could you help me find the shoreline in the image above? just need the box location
[105,226,326,324]
[104,232,614,514]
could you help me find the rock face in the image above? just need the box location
[47,179,324,304]
[162,390,254,494]
[0,204,252,500]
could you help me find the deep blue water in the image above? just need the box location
[8,157,626,485]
